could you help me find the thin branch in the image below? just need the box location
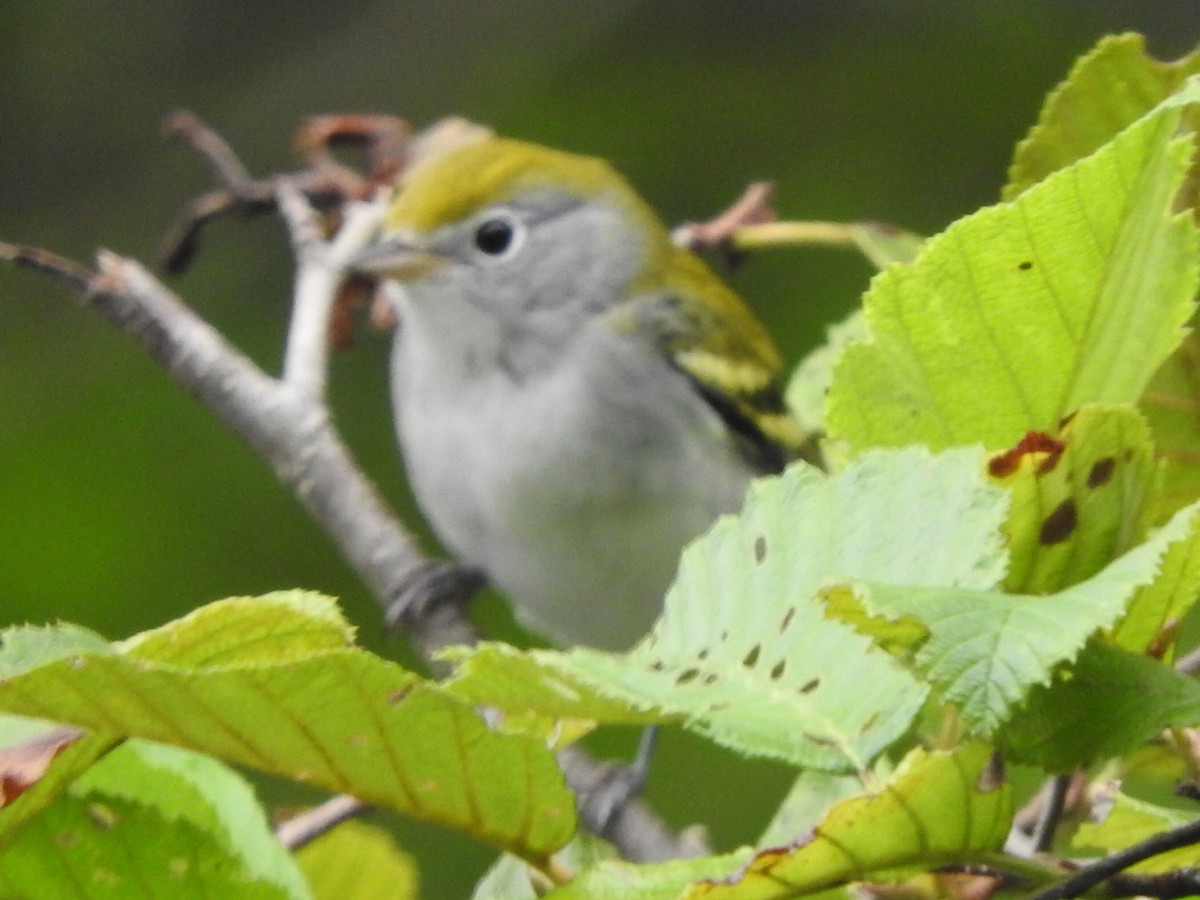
[1023,815,1200,900]
[1174,643,1200,675]
[276,794,368,850]
[1031,775,1071,853]
[3,239,469,639]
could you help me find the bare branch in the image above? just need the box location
[276,794,368,851]
[1024,815,1200,900]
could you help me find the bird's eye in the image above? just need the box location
[471,211,525,259]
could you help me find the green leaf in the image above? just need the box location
[1141,330,1200,525]
[297,819,418,900]
[0,623,114,678]
[785,310,868,437]
[682,744,1010,900]
[0,792,298,899]
[0,595,576,863]
[119,590,357,665]
[0,741,308,899]
[545,851,756,900]
[826,80,1200,453]
[1112,488,1200,652]
[758,768,874,849]
[0,715,117,849]
[855,501,1200,732]
[988,406,1154,594]
[1004,641,1200,771]
[1005,33,1200,199]
[452,447,1008,771]
[73,741,309,899]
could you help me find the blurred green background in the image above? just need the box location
[2,2,1197,895]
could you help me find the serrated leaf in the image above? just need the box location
[684,744,1010,900]
[1141,330,1200,524]
[1072,789,1199,874]
[120,590,356,665]
[827,80,1200,453]
[785,311,868,436]
[0,596,576,863]
[987,406,1153,594]
[73,741,308,899]
[453,448,1008,771]
[0,624,114,678]
[856,501,1200,732]
[1005,33,1200,199]
[1112,487,1200,652]
[1004,641,1200,771]
[297,819,418,900]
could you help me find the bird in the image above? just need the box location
[350,127,807,650]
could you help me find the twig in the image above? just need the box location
[1175,644,1200,675]
[275,794,368,850]
[2,239,472,641]
[1023,815,1200,900]
[671,182,777,249]
[1031,775,1071,853]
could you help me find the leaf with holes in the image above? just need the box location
[853,500,1200,733]
[0,593,576,864]
[826,79,1200,453]
[452,447,1008,771]
[986,405,1154,595]
[683,744,1010,899]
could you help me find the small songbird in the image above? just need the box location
[352,127,806,650]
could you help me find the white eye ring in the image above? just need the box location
[470,209,526,261]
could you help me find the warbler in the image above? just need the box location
[351,126,806,650]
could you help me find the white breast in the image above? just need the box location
[390,288,756,650]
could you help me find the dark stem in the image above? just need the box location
[1023,815,1200,900]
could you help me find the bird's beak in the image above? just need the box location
[345,234,445,281]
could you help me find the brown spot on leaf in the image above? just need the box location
[803,732,837,747]
[988,431,1065,478]
[859,711,880,734]
[754,535,767,563]
[1039,499,1078,545]
[387,685,414,705]
[676,668,701,685]
[799,677,820,694]
[742,644,761,667]
[1088,457,1116,488]
[1018,260,1034,271]
[780,608,796,632]
[770,660,786,680]
[977,752,1006,792]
